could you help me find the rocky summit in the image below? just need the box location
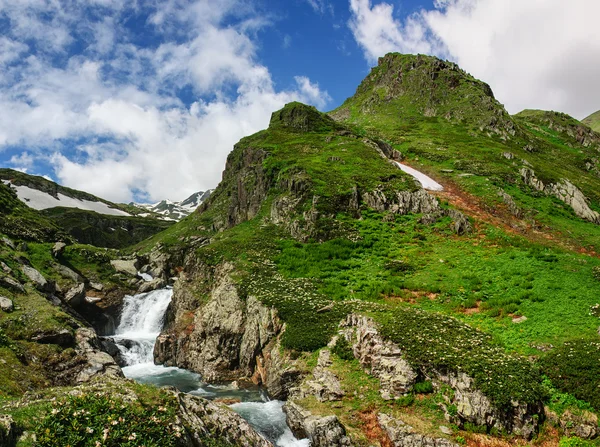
[1,52,600,447]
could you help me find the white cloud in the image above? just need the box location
[306,0,334,15]
[0,0,332,203]
[348,0,600,119]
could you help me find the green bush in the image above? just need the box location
[35,393,181,447]
[332,336,355,361]
[413,380,434,394]
[541,340,600,411]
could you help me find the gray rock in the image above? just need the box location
[52,242,66,258]
[559,410,598,440]
[502,152,515,160]
[378,413,458,447]
[520,167,600,224]
[284,401,353,447]
[0,276,25,294]
[1,237,15,250]
[0,262,11,275]
[177,393,274,447]
[497,190,523,218]
[0,296,14,313]
[549,179,600,223]
[65,283,86,307]
[0,414,17,447]
[110,259,140,276]
[22,265,53,293]
[89,282,104,291]
[340,314,417,398]
[55,264,84,282]
[75,328,123,382]
[138,277,167,293]
[32,329,74,347]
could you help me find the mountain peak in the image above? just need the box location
[583,110,600,132]
[269,102,339,133]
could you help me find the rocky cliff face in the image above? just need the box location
[339,314,543,439]
[155,261,302,399]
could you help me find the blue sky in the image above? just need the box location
[0,0,599,203]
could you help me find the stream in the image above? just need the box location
[110,287,309,447]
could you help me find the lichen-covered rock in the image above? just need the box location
[558,410,598,440]
[22,265,54,293]
[0,415,17,447]
[341,314,542,438]
[340,314,417,398]
[520,167,600,224]
[155,262,298,397]
[0,296,14,312]
[64,283,85,307]
[291,349,344,402]
[75,328,123,383]
[0,276,24,294]
[284,401,353,447]
[110,259,139,276]
[378,413,458,447]
[176,393,274,447]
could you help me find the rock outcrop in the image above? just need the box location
[284,401,353,447]
[520,167,600,224]
[340,314,542,438]
[0,415,17,447]
[290,349,344,402]
[340,314,418,399]
[176,393,274,447]
[22,265,54,293]
[378,413,458,447]
[74,328,123,383]
[155,262,300,398]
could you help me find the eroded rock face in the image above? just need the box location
[520,167,600,224]
[155,262,300,397]
[340,314,543,438]
[340,314,418,399]
[378,413,458,447]
[284,401,354,447]
[290,349,344,402]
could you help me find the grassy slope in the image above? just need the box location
[583,110,600,132]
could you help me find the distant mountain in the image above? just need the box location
[134,190,213,221]
[0,169,172,247]
[583,110,600,132]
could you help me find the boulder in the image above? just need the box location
[64,283,86,307]
[284,401,353,447]
[110,259,139,277]
[340,314,418,398]
[32,328,74,347]
[52,242,67,258]
[559,410,598,440]
[1,237,15,250]
[75,328,123,382]
[55,264,84,283]
[176,393,273,447]
[22,265,54,293]
[138,277,167,293]
[0,276,25,294]
[0,296,14,313]
[0,262,11,275]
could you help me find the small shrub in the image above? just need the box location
[413,380,434,394]
[541,340,600,411]
[35,392,181,447]
[332,336,355,361]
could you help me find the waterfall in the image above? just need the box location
[113,288,173,366]
[110,288,309,447]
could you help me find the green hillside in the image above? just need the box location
[583,109,600,132]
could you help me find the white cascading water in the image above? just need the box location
[113,288,173,367]
[111,288,309,447]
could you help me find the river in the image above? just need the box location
[110,287,309,447]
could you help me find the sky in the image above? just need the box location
[1,0,599,204]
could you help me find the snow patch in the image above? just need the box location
[395,162,444,191]
[6,182,131,216]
